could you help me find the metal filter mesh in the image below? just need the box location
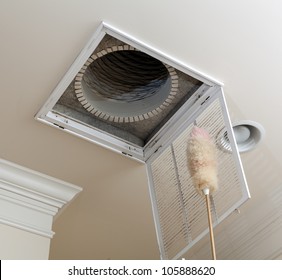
[148,95,249,259]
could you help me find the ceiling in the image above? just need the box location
[1,0,282,260]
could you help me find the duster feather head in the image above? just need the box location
[188,126,218,195]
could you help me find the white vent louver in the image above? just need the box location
[146,91,249,259]
[35,22,249,259]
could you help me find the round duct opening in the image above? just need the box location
[217,121,265,153]
[75,45,178,122]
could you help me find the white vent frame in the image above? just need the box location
[35,21,223,162]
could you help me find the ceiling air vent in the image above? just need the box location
[35,22,222,161]
[35,22,250,259]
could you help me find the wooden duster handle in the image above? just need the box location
[205,193,216,260]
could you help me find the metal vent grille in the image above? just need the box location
[146,91,249,259]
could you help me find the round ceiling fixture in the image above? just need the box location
[74,45,178,123]
[217,121,265,153]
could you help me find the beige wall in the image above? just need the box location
[0,224,50,259]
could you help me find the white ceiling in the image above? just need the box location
[1,0,282,259]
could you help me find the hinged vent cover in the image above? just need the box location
[146,90,249,259]
[35,22,222,161]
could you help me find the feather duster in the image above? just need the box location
[188,126,218,195]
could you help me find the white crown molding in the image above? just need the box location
[0,159,82,238]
